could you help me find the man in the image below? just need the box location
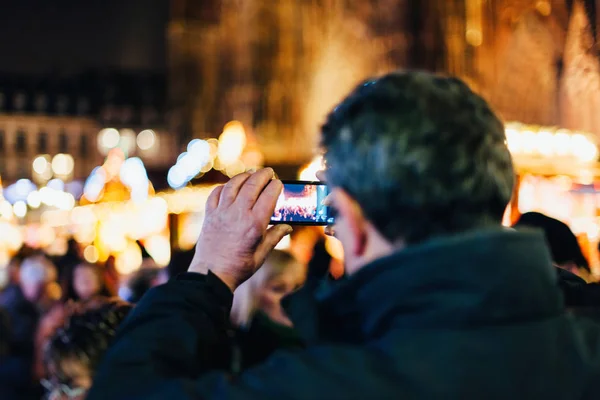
[89,72,600,399]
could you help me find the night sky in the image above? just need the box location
[0,0,169,75]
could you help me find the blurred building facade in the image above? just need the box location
[168,0,600,167]
[0,72,176,183]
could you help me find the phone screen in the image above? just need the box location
[270,181,334,226]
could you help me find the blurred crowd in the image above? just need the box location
[0,227,336,399]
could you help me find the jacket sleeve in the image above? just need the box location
[87,272,373,400]
[87,271,234,399]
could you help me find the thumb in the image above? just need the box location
[254,225,293,267]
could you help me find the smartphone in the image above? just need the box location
[270,181,334,226]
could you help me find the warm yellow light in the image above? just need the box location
[536,1,551,16]
[466,29,482,46]
[38,225,56,247]
[115,242,143,275]
[207,138,219,159]
[52,154,74,176]
[137,129,156,150]
[13,201,27,218]
[218,121,247,165]
[33,155,51,175]
[144,235,171,267]
[0,201,13,219]
[83,245,99,263]
[299,156,324,181]
[27,191,41,209]
[224,160,246,177]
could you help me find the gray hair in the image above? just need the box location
[321,71,514,243]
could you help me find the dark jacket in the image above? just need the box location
[556,267,600,308]
[0,356,36,400]
[0,285,38,357]
[89,229,600,399]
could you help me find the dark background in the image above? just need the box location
[0,0,169,75]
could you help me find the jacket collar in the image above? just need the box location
[314,228,563,343]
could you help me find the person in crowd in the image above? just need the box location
[0,255,56,357]
[68,263,111,302]
[516,212,590,276]
[228,250,306,372]
[515,212,600,309]
[88,72,600,399]
[119,267,168,304]
[0,307,37,400]
[42,298,132,400]
[231,250,306,328]
[101,256,119,298]
[56,240,84,302]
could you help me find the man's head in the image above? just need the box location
[321,71,515,273]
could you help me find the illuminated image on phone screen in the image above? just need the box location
[271,183,333,225]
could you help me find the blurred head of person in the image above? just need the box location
[515,212,589,275]
[72,263,106,302]
[119,267,167,303]
[19,255,57,303]
[43,298,132,400]
[321,71,514,274]
[231,250,306,328]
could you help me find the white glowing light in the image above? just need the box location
[27,191,41,209]
[13,201,27,218]
[98,128,120,153]
[52,154,74,176]
[33,156,51,175]
[553,131,571,156]
[137,129,156,150]
[168,165,187,189]
[56,193,75,211]
[119,129,137,155]
[83,168,107,202]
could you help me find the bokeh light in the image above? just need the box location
[83,245,99,263]
[137,129,156,150]
[27,191,41,209]
[13,201,27,219]
[51,154,75,176]
[218,121,247,165]
[98,128,120,154]
[33,155,51,176]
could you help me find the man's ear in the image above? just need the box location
[334,189,368,257]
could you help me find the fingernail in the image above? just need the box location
[284,225,293,234]
[266,167,274,177]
